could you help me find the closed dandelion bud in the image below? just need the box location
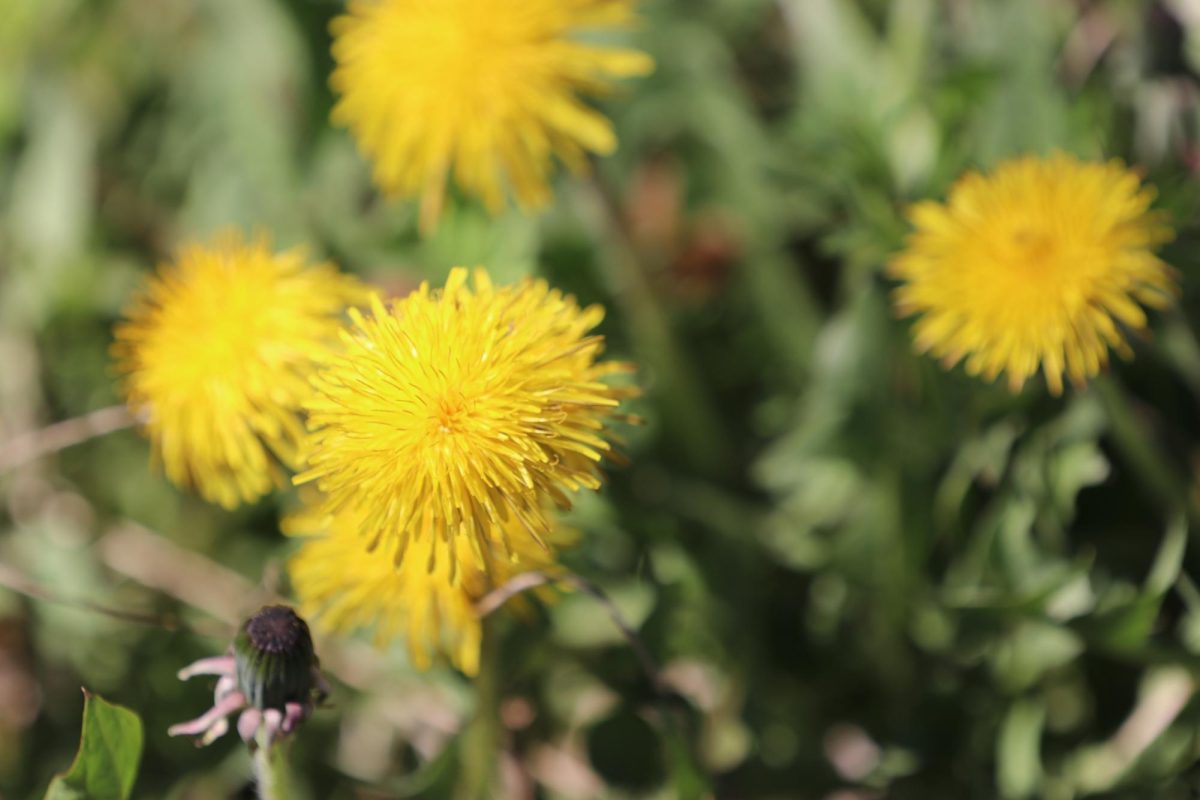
[235,606,317,712]
[169,605,328,748]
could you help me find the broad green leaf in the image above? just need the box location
[45,690,143,800]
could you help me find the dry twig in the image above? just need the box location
[0,559,184,630]
[0,405,136,473]
[476,570,662,693]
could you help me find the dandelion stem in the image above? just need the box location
[253,737,292,800]
[455,627,501,800]
[0,404,135,473]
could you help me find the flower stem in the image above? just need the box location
[455,627,501,800]
[253,737,292,800]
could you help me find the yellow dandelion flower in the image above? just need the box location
[295,267,635,565]
[890,153,1176,394]
[329,0,654,230]
[113,232,366,509]
[287,503,566,674]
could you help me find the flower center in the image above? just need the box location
[1015,227,1051,254]
[159,280,270,392]
[434,392,468,434]
[244,606,310,655]
[1001,223,1089,291]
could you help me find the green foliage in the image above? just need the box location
[5,0,1200,797]
[45,691,144,800]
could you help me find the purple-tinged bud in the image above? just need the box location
[169,605,327,748]
[235,606,317,712]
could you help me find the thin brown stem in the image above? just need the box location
[0,405,136,473]
[476,570,662,692]
[98,522,393,690]
[98,521,277,636]
[474,572,553,617]
[477,569,712,795]
[0,560,184,630]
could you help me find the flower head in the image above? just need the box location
[889,154,1176,394]
[169,606,328,747]
[287,503,567,675]
[295,267,635,566]
[113,232,366,508]
[235,606,319,712]
[329,0,653,230]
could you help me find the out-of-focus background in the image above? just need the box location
[5,0,1200,797]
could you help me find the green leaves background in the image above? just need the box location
[5,0,1200,797]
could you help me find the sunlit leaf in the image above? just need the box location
[44,690,143,800]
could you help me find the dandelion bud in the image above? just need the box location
[235,606,317,711]
[169,606,327,748]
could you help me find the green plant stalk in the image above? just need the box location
[253,736,292,800]
[1094,377,1200,530]
[585,179,733,478]
[455,627,501,800]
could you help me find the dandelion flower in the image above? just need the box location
[329,0,654,230]
[295,267,635,566]
[890,153,1176,394]
[113,233,366,508]
[287,503,566,675]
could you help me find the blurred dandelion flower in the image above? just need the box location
[329,0,654,231]
[295,267,635,566]
[287,503,566,675]
[890,153,1176,394]
[114,232,366,509]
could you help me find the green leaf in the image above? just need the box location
[1144,513,1187,597]
[45,689,143,800]
[997,698,1045,799]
